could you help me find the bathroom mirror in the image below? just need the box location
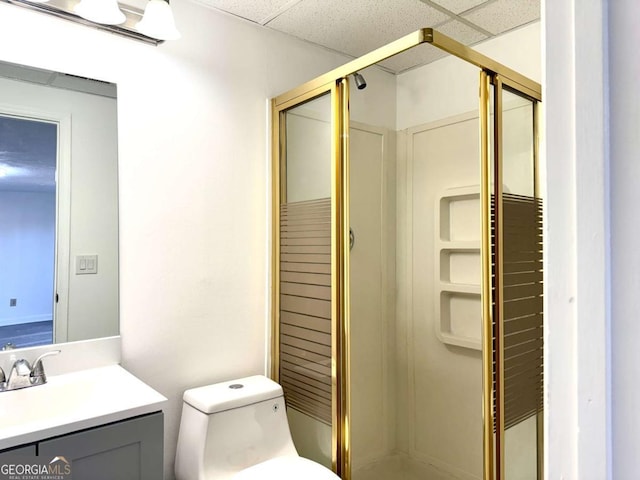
[0,59,119,350]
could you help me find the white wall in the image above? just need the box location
[0,2,353,477]
[0,191,55,326]
[543,0,610,478]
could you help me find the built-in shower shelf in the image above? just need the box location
[435,186,482,351]
[438,241,478,250]
[439,283,480,294]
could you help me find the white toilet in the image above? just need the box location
[175,375,340,479]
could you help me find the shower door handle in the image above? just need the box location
[349,227,355,251]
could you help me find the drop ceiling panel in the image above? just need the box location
[437,18,488,45]
[378,43,447,73]
[267,0,452,59]
[426,0,491,15]
[197,0,540,73]
[462,0,540,35]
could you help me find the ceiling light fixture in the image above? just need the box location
[74,0,126,25]
[135,0,180,41]
[1,0,180,44]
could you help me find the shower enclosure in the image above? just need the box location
[271,28,542,480]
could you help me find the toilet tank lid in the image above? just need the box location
[183,375,283,414]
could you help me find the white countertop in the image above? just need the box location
[0,364,167,450]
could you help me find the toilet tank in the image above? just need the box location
[175,375,298,480]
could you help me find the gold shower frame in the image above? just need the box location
[270,27,542,480]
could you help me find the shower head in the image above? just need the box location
[353,72,367,90]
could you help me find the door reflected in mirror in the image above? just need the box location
[0,60,119,350]
[0,115,57,347]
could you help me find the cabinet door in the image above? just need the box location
[0,444,37,461]
[38,412,163,480]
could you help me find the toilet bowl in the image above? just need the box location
[175,375,340,480]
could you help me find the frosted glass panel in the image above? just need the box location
[501,89,542,480]
[279,93,333,470]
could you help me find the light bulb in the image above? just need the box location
[136,0,180,41]
[74,0,126,25]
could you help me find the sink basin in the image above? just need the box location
[0,365,166,450]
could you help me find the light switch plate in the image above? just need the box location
[76,255,98,275]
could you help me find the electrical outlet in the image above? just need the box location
[9,298,16,307]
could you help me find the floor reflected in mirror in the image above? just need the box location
[0,321,53,349]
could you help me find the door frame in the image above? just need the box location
[0,103,71,344]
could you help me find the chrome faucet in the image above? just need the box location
[3,350,60,392]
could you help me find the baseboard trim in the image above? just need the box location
[0,314,52,327]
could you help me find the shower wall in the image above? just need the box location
[348,66,398,473]
[395,59,484,479]
[349,121,396,468]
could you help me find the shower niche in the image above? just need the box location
[435,186,482,350]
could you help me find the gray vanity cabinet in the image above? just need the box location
[0,444,37,460]
[38,412,163,480]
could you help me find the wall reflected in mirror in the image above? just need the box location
[0,60,119,350]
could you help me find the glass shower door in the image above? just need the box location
[348,47,485,480]
[271,27,542,480]
[500,88,543,480]
[487,76,543,479]
[273,91,337,470]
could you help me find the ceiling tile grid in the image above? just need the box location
[196,0,540,73]
[426,0,491,15]
[196,0,297,24]
[436,17,489,45]
[266,0,452,59]
[462,0,540,35]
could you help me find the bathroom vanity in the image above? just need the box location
[0,413,163,479]
[0,364,167,479]
[0,58,165,479]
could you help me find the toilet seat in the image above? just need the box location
[233,455,340,479]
